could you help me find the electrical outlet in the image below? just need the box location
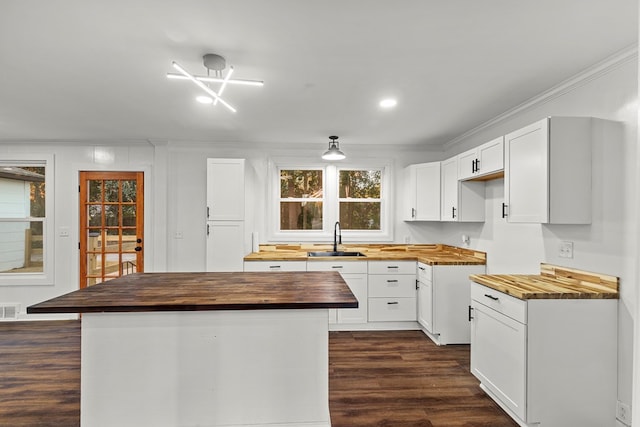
[559,241,573,258]
[174,231,184,239]
[617,400,632,426]
[404,236,410,244]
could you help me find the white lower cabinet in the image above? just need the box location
[307,261,368,325]
[368,261,416,322]
[206,221,245,272]
[470,282,617,427]
[417,262,485,344]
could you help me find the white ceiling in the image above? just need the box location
[0,0,637,148]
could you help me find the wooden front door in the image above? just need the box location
[79,171,144,288]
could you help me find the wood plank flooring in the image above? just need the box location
[0,321,517,427]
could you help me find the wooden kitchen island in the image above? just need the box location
[28,272,358,427]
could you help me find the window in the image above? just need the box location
[279,169,324,230]
[339,169,381,230]
[0,155,54,284]
[270,161,391,241]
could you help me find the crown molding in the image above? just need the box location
[443,44,638,151]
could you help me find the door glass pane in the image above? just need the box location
[122,205,136,226]
[105,253,120,278]
[104,180,120,202]
[122,180,137,202]
[87,253,101,278]
[280,201,322,230]
[122,229,136,252]
[122,253,137,276]
[86,277,99,287]
[89,180,102,202]
[105,229,120,252]
[104,205,119,226]
[88,205,102,227]
[87,229,102,251]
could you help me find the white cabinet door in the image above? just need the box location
[336,274,368,324]
[478,136,504,177]
[471,301,527,421]
[414,162,441,221]
[206,221,245,272]
[206,158,245,220]
[504,117,592,224]
[458,137,504,180]
[404,162,440,221]
[504,119,549,223]
[440,157,458,221]
[457,149,478,181]
[417,280,433,332]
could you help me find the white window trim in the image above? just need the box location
[0,154,55,286]
[268,157,393,242]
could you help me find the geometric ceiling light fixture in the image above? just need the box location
[167,53,264,113]
[322,135,346,160]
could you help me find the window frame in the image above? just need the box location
[0,154,55,285]
[268,158,392,242]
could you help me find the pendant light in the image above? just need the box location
[322,136,346,160]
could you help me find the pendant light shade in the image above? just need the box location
[322,136,346,160]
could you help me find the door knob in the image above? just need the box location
[135,246,142,251]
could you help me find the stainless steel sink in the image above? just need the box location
[307,251,366,257]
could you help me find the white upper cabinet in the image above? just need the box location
[440,156,485,222]
[458,136,504,181]
[206,158,245,220]
[404,162,441,221]
[504,117,591,224]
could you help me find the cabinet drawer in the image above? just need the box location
[306,260,367,274]
[416,262,432,282]
[368,275,416,298]
[368,261,415,275]
[471,282,527,324]
[368,297,417,322]
[243,261,307,272]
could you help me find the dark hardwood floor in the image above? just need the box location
[0,321,517,427]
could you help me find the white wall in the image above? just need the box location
[437,55,638,411]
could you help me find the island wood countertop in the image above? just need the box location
[27,271,358,314]
[244,244,486,265]
[470,263,619,300]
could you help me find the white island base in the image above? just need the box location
[81,309,331,427]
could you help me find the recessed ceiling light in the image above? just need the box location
[196,95,213,104]
[379,98,397,109]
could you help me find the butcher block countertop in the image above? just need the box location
[470,263,619,300]
[244,244,486,265]
[27,272,358,314]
